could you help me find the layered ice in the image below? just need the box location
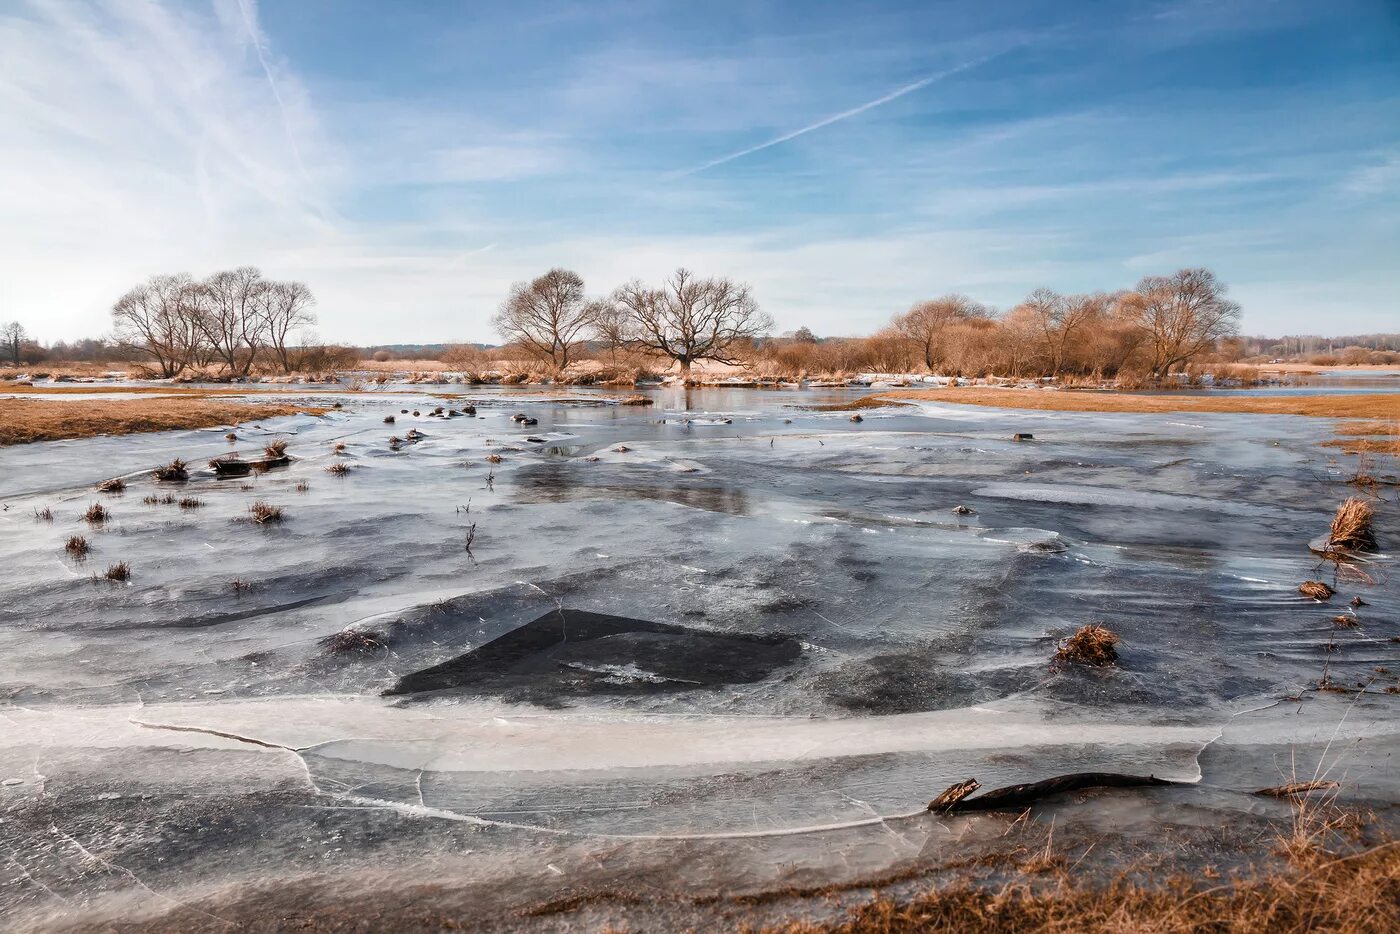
[1,384,1397,924]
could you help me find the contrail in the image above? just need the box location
[670,55,993,178]
[236,0,310,182]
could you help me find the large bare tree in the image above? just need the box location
[492,268,594,370]
[607,268,772,379]
[1123,268,1241,378]
[200,266,266,377]
[256,280,317,373]
[111,275,205,378]
[893,294,987,372]
[1,320,27,364]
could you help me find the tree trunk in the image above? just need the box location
[678,358,692,381]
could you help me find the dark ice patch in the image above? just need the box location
[384,609,801,700]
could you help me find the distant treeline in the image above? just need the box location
[5,266,1398,380]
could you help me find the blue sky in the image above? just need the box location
[2,0,1397,343]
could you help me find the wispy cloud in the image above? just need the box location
[231,0,311,182]
[668,55,996,178]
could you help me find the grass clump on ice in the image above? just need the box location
[1327,497,1376,553]
[248,501,284,524]
[1053,624,1119,667]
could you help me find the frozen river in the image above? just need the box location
[1,386,1396,928]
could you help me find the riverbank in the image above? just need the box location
[0,397,327,445]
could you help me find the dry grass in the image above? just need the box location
[1327,498,1378,552]
[247,501,284,524]
[152,458,189,482]
[178,496,203,510]
[768,842,1400,934]
[83,502,109,524]
[326,462,351,476]
[1300,580,1336,600]
[33,506,53,521]
[0,397,323,445]
[96,477,126,493]
[65,534,89,558]
[618,394,654,406]
[143,493,176,505]
[878,388,1400,420]
[320,628,387,654]
[1053,624,1120,667]
[264,439,288,458]
[101,561,131,582]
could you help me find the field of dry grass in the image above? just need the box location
[877,387,1400,420]
[770,841,1399,933]
[0,397,324,445]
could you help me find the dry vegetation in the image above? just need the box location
[0,397,323,445]
[767,842,1400,934]
[152,458,189,481]
[65,534,89,558]
[100,561,131,582]
[1053,624,1120,667]
[1300,581,1337,601]
[247,501,284,524]
[1327,498,1378,553]
[877,388,1400,419]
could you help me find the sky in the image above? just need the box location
[1,0,1398,345]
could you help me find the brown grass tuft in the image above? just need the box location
[65,534,89,558]
[33,506,53,521]
[152,458,189,482]
[101,561,130,582]
[320,628,386,655]
[178,496,203,510]
[486,453,503,464]
[83,502,109,524]
[326,462,351,476]
[263,439,288,459]
[1054,624,1120,667]
[96,477,126,493]
[618,394,654,406]
[1299,580,1336,601]
[1327,497,1377,553]
[247,501,284,524]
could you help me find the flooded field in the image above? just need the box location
[2,386,1397,929]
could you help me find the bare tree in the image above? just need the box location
[893,295,987,372]
[257,280,317,374]
[492,268,594,370]
[111,275,205,378]
[1,321,27,365]
[1020,288,1111,377]
[200,267,266,376]
[1123,268,1241,378]
[607,268,772,379]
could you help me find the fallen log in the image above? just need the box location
[928,772,1181,813]
[927,779,981,812]
[1253,780,1339,798]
